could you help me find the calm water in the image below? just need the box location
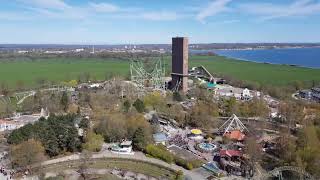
[192,48,320,69]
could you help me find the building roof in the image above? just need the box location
[120,141,132,146]
[153,133,168,142]
[311,87,320,92]
[0,119,18,125]
[191,129,202,135]
[207,82,217,88]
[224,130,245,141]
[220,149,242,157]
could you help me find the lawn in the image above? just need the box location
[188,56,320,86]
[37,158,176,179]
[1,56,320,89]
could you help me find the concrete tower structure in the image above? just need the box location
[171,37,189,93]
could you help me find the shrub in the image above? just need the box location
[174,156,203,170]
[189,159,204,168]
[145,144,174,163]
[133,99,145,113]
[175,170,184,180]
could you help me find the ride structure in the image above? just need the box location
[263,166,314,180]
[218,114,249,135]
[130,57,166,94]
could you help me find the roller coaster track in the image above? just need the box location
[262,166,314,180]
[0,86,74,105]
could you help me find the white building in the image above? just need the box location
[111,141,133,155]
[0,119,21,131]
[17,50,29,54]
[215,85,253,100]
[75,48,84,52]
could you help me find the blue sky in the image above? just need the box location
[1,0,320,44]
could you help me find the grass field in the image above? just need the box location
[38,158,176,179]
[1,55,320,89]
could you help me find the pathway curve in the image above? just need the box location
[41,151,206,180]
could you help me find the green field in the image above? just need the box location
[1,56,320,89]
[37,158,176,179]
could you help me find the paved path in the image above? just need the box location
[41,151,206,180]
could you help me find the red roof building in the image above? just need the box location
[224,130,245,141]
[220,149,242,158]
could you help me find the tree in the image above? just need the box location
[132,127,152,151]
[68,80,78,87]
[8,114,82,157]
[296,125,320,177]
[83,131,104,152]
[16,80,25,91]
[173,92,183,102]
[123,99,131,112]
[79,118,90,129]
[0,82,10,97]
[133,99,145,113]
[244,136,261,165]
[10,139,46,170]
[144,92,166,110]
[95,114,127,142]
[276,131,297,165]
[188,100,219,128]
[60,91,69,112]
[219,97,238,116]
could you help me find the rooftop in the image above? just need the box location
[153,133,168,142]
[120,141,132,146]
[220,149,242,157]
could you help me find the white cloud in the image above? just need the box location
[0,12,32,21]
[89,2,119,13]
[239,0,320,21]
[140,11,179,21]
[196,0,232,23]
[18,0,71,10]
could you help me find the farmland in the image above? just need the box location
[1,55,320,89]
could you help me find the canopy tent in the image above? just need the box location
[191,129,202,135]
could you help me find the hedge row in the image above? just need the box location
[145,144,204,170]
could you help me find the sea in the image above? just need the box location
[191,47,320,69]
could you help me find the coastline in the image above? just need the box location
[191,46,320,51]
[190,48,320,69]
[218,55,317,69]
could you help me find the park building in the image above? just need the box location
[0,119,22,132]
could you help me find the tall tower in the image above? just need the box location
[171,37,189,93]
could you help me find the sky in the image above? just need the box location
[0,0,320,44]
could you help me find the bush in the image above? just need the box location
[189,159,204,168]
[133,99,145,113]
[145,144,174,163]
[174,156,203,170]
[175,170,184,180]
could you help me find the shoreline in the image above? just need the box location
[191,46,320,51]
[214,55,320,70]
[190,48,320,69]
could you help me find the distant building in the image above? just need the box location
[299,90,312,99]
[215,86,253,100]
[298,87,320,103]
[153,133,168,145]
[17,50,29,54]
[74,48,84,52]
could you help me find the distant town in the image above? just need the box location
[0,43,320,55]
[0,37,320,180]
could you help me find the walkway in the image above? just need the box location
[41,151,206,180]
